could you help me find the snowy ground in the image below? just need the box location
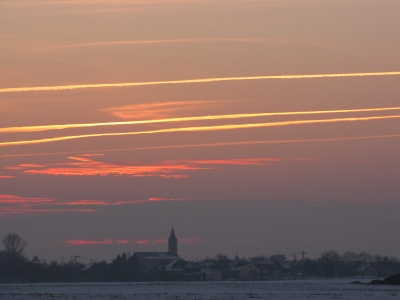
[1,280,400,300]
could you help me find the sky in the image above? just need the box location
[1,0,400,264]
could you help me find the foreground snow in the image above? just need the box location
[1,279,399,299]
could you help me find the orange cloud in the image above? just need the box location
[0,175,16,179]
[9,156,295,178]
[18,164,45,168]
[101,100,225,120]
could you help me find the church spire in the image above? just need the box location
[168,227,178,256]
[169,227,176,239]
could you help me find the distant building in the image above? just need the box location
[230,263,260,280]
[201,269,223,281]
[135,228,182,270]
[168,227,178,256]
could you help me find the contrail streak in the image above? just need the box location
[53,38,283,49]
[1,71,399,93]
[1,106,400,133]
[2,134,400,159]
[1,115,399,147]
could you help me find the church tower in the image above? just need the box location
[168,227,178,256]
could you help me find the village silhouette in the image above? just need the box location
[1,229,400,283]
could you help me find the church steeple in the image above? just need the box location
[168,227,178,256]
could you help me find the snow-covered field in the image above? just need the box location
[1,280,399,300]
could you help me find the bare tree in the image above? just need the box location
[2,233,27,256]
[342,251,357,263]
[319,250,340,279]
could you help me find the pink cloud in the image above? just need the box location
[61,237,201,246]
[116,239,130,244]
[63,239,113,246]
[185,158,283,165]
[64,200,111,206]
[0,193,220,215]
[8,155,302,179]
[0,194,99,215]
[100,100,225,120]
[18,164,45,168]
[16,156,202,177]
[0,194,54,204]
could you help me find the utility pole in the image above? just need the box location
[300,250,307,261]
[292,253,297,262]
[71,255,80,281]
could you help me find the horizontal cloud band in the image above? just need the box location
[2,133,400,158]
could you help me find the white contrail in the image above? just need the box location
[2,106,400,133]
[1,134,400,159]
[1,114,399,147]
[1,71,399,93]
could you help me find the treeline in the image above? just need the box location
[1,233,400,283]
[247,251,400,279]
[308,250,400,278]
[0,233,143,283]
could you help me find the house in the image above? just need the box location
[201,269,223,281]
[135,228,182,270]
[230,263,260,280]
[200,258,216,268]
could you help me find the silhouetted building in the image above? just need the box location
[230,263,260,280]
[168,227,178,256]
[135,228,182,270]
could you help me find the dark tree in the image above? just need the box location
[2,233,27,256]
[319,250,340,279]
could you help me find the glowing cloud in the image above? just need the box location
[62,239,113,246]
[100,100,225,120]
[0,193,217,215]
[0,194,96,215]
[1,71,399,93]
[62,237,202,246]
[17,157,204,177]
[0,194,54,204]
[1,114,399,147]
[10,156,290,178]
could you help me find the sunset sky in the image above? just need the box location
[1,0,400,263]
